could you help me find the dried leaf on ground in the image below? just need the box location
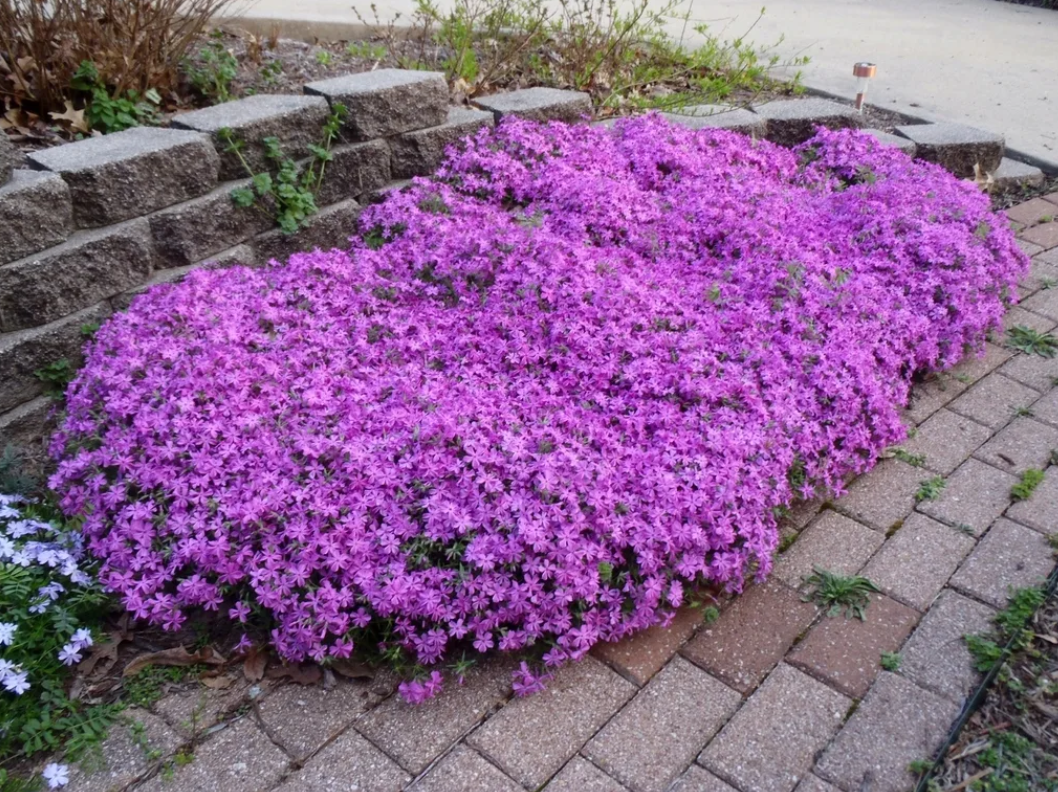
[266,663,321,686]
[242,645,267,682]
[329,658,375,680]
[123,645,227,677]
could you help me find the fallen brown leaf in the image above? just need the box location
[200,673,235,690]
[242,646,267,682]
[49,101,89,134]
[266,663,321,686]
[123,645,227,677]
[329,658,375,680]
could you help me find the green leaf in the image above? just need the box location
[231,187,255,207]
[252,173,274,195]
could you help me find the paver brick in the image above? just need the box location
[701,664,850,792]
[752,98,862,147]
[137,716,288,792]
[67,709,182,792]
[0,170,72,265]
[544,757,628,792]
[28,127,218,228]
[991,157,1044,191]
[1021,282,1058,320]
[1007,465,1058,535]
[947,342,1014,384]
[0,219,154,333]
[671,766,739,792]
[475,87,592,123]
[862,128,916,155]
[951,518,1054,607]
[1017,238,1045,257]
[584,657,740,792]
[660,105,766,137]
[1000,350,1058,392]
[899,589,995,703]
[862,512,976,611]
[788,593,919,698]
[314,139,392,205]
[389,107,495,179]
[894,122,1004,178]
[793,776,841,792]
[257,678,388,761]
[773,510,883,588]
[0,397,51,473]
[898,409,991,475]
[0,131,20,183]
[1045,191,1058,206]
[833,459,922,532]
[1021,221,1058,251]
[1001,305,1055,333]
[816,672,959,792]
[1006,197,1058,226]
[467,656,636,789]
[948,373,1039,429]
[783,497,825,530]
[252,198,361,264]
[412,746,522,792]
[305,69,449,139]
[904,374,969,424]
[356,657,513,774]
[148,179,272,268]
[1022,257,1058,297]
[592,605,703,685]
[681,580,818,694]
[973,416,1058,472]
[918,458,1018,536]
[153,679,260,738]
[171,93,331,180]
[276,728,409,792]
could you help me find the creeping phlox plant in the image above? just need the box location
[0,493,108,785]
[49,117,1027,700]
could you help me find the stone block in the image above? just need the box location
[700,664,850,792]
[773,510,883,589]
[27,127,218,228]
[918,458,1018,537]
[467,657,636,789]
[898,409,992,476]
[412,746,521,792]
[681,580,818,695]
[66,709,182,792]
[273,728,409,792]
[148,179,272,268]
[111,245,255,312]
[1021,221,1058,251]
[660,105,765,137]
[390,107,495,179]
[794,776,841,792]
[546,757,629,792]
[0,132,20,183]
[356,657,513,774]
[1022,280,1058,320]
[834,458,923,533]
[0,303,110,414]
[475,87,592,123]
[0,397,52,475]
[862,512,976,611]
[0,170,73,265]
[788,593,920,698]
[592,605,703,685]
[1020,257,1058,297]
[1001,306,1055,334]
[152,679,259,738]
[1007,465,1058,536]
[584,658,741,792]
[252,198,361,264]
[171,93,330,181]
[314,139,392,205]
[306,68,449,139]
[894,122,1004,178]
[1034,387,1058,429]
[991,158,1045,192]
[0,219,155,333]
[816,673,959,792]
[752,98,862,147]
[947,342,1014,384]
[951,518,1054,607]
[1006,197,1058,226]
[670,767,739,792]
[973,416,1058,472]
[904,374,970,425]
[948,373,1039,428]
[899,590,995,703]
[862,128,917,155]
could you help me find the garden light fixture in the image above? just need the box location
[853,62,877,111]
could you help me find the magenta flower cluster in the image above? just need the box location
[49,117,1026,682]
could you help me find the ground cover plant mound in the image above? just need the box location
[49,118,1027,697]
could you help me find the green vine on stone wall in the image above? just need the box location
[220,103,347,235]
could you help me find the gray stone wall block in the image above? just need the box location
[990,157,1044,192]
[361,179,412,206]
[389,107,494,179]
[27,127,219,228]
[305,69,449,140]
[314,139,392,206]
[0,132,21,184]
[252,198,362,264]
[0,303,111,414]
[894,123,1005,178]
[752,98,863,147]
[171,94,331,181]
[148,179,273,269]
[111,244,255,312]
[0,396,53,476]
[0,219,155,333]
[474,88,592,123]
[0,171,73,266]
[862,129,917,156]
[661,105,766,138]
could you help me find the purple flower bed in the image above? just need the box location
[49,117,1026,691]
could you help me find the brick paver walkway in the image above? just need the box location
[68,192,1058,792]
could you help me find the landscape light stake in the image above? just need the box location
[853,62,876,111]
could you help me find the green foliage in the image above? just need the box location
[315,49,334,66]
[0,446,36,496]
[966,587,1046,673]
[880,651,901,671]
[259,59,283,85]
[1011,469,1045,501]
[915,475,946,502]
[1006,325,1058,358]
[222,103,347,235]
[801,567,880,620]
[892,448,926,467]
[71,61,161,134]
[185,30,239,103]
[34,359,74,398]
[123,666,199,709]
[347,42,387,60]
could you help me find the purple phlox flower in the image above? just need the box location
[42,763,70,789]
